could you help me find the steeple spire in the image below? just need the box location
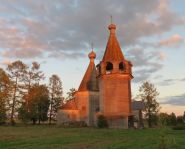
[88,42,96,62]
[78,49,98,91]
[110,15,113,24]
[102,21,124,62]
[91,42,94,51]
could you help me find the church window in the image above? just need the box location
[106,62,113,73]
[119,62,125,71]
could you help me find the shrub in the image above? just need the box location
[97,115,108,128]
[172,124,185,130]
[60,121,87,128]
[176,116,184,124]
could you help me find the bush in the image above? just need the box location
[97,115,108,128]
[172,124,185,130]
[60,121,87,128]
[176,116,184,124]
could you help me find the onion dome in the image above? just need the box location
[88,50,96,59]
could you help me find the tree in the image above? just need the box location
[65,88,76,101]
[27,85,49,124]
[158,113,169,126]
[168,112,177,126]
[18,101,30,123]
[176,116,184,124]
[97,114,108,128]
[0,68,11,124]
[48,74,63,124]
[22,62,44,112]
[7,60,27,125]
[183,111,185,123]
[137,81,160,127]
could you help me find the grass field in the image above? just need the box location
[0,125,185,149]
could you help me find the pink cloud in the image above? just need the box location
[159,34,184,47]
[1,48,43,59]
[0,59,11,66]
[158,51,167,60]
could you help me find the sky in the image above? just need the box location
[0,0,185,115]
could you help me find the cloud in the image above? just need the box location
[157,78,179,86]
[1,48,43,59]
[0,0,184,60]
[158,52,167,60]
[126,48,163,83]
[160,93,185,106]
[157,77,185,86]
[48,51,85,60]
[159,34,184,47]
[0,59,11,66]
[181,78,185,81]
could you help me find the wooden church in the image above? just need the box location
[57,22,138,128]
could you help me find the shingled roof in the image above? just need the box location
[60,99,78,110]
[102,24,124,62]
[78,51,99,91]
[131,101,145,110]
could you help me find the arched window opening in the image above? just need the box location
[119,62,125,71]
[106,62,113,71]
[106,62,113,74]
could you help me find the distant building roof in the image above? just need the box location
[60,99,78,110]
[131,101,145,110]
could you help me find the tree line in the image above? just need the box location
[137,81,185,128]
[1,62,184,128]
[0,60,74,125]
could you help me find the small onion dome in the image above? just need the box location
[88,50,96,59]
[108,23,116,30]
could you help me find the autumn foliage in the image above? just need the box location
[0,60,63,125]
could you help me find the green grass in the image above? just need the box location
[0,125,185,149]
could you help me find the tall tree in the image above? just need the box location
[137,81,160,127]
[22,62,44,111]
[7,60,27,125]
[48,74,63,124]
[158,112,169,126]
[0,68,11,124]
[27,85,49,124]
[169,112,177,126]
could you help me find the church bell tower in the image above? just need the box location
[97,22,133,128]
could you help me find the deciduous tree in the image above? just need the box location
[27,85,49,124]
[48,74,63,124]
[65,88,76,101]
[7,60,27,125]
[0,68,11,124]
[22,62,44,111]
[137,81,160,127]
[169,112,177,126]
